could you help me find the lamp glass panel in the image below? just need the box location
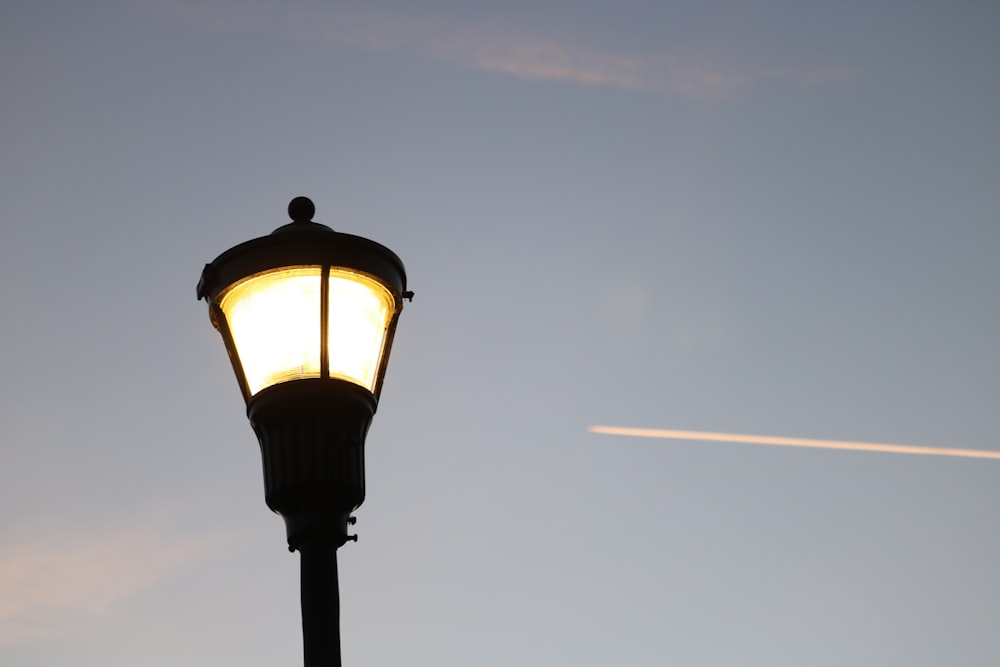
[327,269,395,392]
[220,267,322,395]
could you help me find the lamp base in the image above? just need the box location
[284,512,357,551]
[247,379,377,551]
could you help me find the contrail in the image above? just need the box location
[588,426,1000,460]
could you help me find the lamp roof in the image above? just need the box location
[196,197,408,303]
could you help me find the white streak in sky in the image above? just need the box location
[155,0,852,100]
[589,426,1000,460]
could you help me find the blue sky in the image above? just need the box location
[2,1,999,665]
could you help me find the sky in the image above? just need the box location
[2,1,999,665]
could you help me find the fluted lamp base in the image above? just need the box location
[247,378,376,550]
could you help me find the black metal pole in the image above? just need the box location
[299,542,342,667]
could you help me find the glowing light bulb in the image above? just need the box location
[220,266,395,396]
[221,267,322,395]
[327,269,394,392]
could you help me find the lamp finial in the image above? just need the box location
[288,196,315,223]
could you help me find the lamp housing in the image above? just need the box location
[198,197,409,548]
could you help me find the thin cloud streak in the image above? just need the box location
[288,10,851,100]
[589,426,1000,460]
[159,0,851,100]
[453,43,850,99]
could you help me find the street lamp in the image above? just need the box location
[197,196,411,666]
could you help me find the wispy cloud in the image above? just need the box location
[158,1,851,100]
[427,38,849,100]
[0,522,224,646]
[589,426,1000,460]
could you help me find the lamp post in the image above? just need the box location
[197,196,411,666]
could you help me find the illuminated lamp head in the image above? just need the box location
[197,197,411,549]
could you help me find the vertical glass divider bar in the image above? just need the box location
[320,266,330,379]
